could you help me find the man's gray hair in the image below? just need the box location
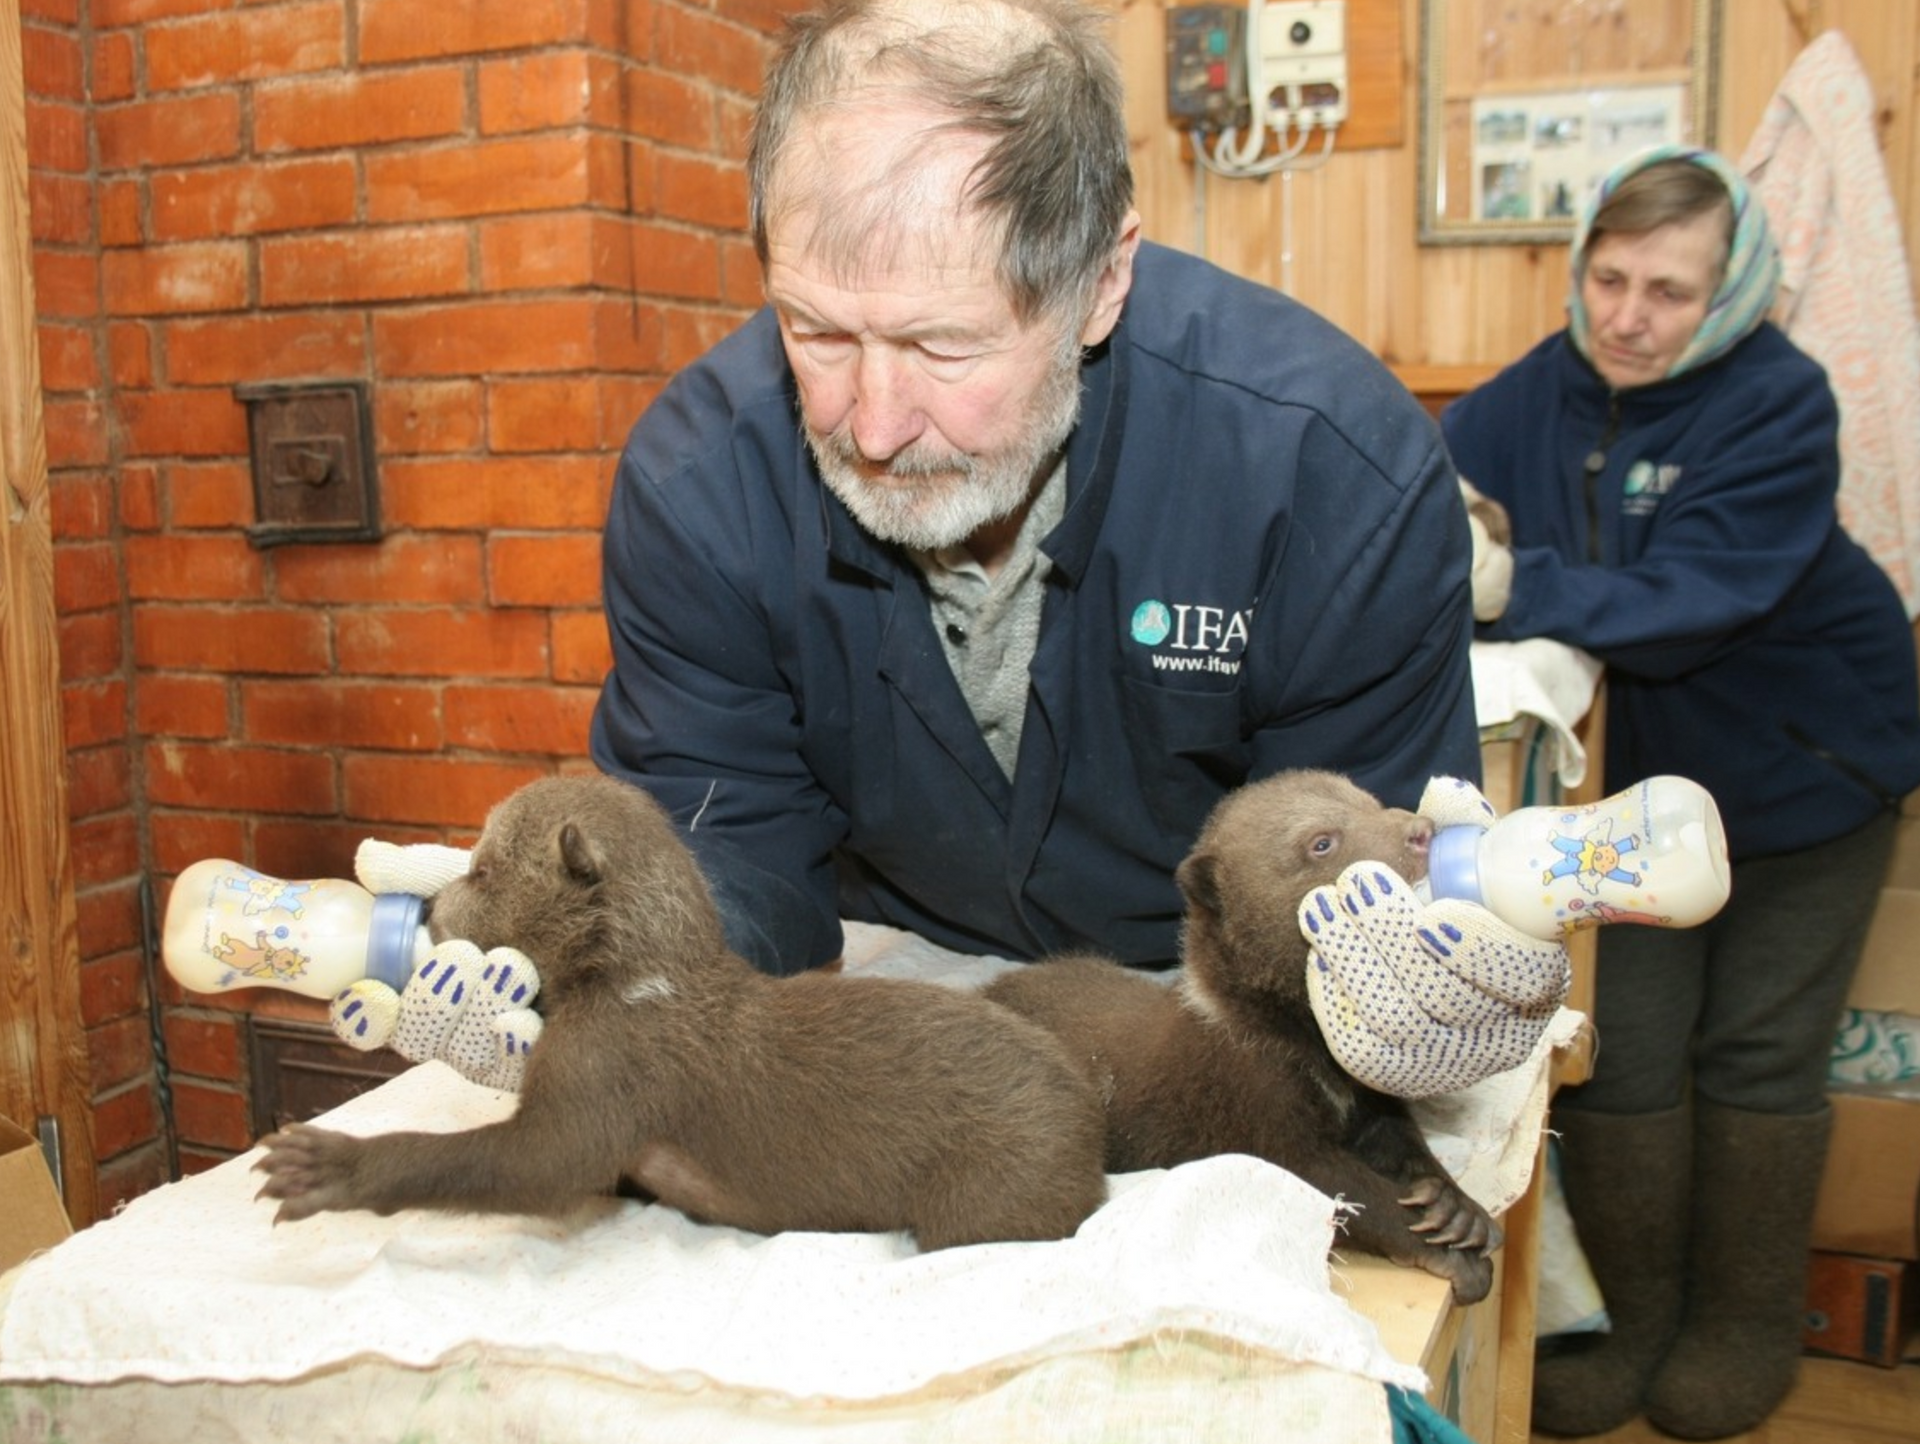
[748,0,1135,328]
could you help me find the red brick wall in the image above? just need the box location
[25,0,791,1206]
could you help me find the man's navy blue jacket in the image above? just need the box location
[590,242,1480,970]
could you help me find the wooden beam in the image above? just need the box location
[0,0,98,1226]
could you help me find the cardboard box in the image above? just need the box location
[1851,886,1920,1017]
[1803,1251,1914,1367]
[0,1115,72,1274]
[1813,1091,1920,1261]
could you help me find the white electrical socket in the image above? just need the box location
[1258,0,1347,129]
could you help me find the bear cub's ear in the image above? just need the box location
[556,821,608,887]
[1175,848,1222,919]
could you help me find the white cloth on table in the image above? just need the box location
[0,1060,1421,1400]
[1469,638,1604,789]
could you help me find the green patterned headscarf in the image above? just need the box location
[1568,144,1781,381]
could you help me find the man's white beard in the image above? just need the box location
[807,349,1083,553]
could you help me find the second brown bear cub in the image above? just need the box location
[255,774,1108,1252]
[985,769,1503,1302]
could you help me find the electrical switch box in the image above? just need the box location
[1259,1,1347,129]
[1166,5,1250,133]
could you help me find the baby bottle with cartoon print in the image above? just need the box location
[162,858,435,999]
[1423,775,1731,940]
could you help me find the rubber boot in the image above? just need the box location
[1530,1104,1691,1437]
[1643,1100,1831,1440]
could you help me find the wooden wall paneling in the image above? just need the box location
[1123,0,1919,369]
[0,0,97,1224]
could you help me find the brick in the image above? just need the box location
[335,607,550,679]
[26,98,86,172]
[145,741,339,816]
[93,1082,160,1162]
[66,747,134,822]
[27,171,91,246]
[443,682,598,756]
[242,680,444,751]
[478,51,620,134]
[164,1015,243,1081]
[56,610,121,691]
[274,534,485,605]
[152,158,357,241]
[625,69,714,150]
[719,235,765,309]
[487,376,604,453]
[714,0,794,38]
[146,3,346,91]
[58,611,123,683]
[552,609,613,685]
[96,93,243,171]
[137,673,232,739]
[32,249,98,319]
[656,5,767,97]
[22,0,81,22]
[108,322,153,389]
[381,454,612,530]
[92,30,136,102]
[374,297,599,378]
[63,679,129,753]
[134,605,331,675]
[119,388,249,458]
[718,92,757,158]
[592,293,667,373]
[252,818,398,883]
[81,950,144,1029]
[121,465,161,531]
[656,152,749,230]
[170,1078,252,1152]
[366,136,600,223]
[70,809,139,887]
[50,471,113,541]
[343,754,550,828]
[164,312,367,386]
[374,380,485,456]
[103,242,248,316]
[660,301,747,370]
[99,180,143,247]
[37,321,97,392]
[626,221,722,301]
[596,375,658,449]
[90,1014,153,1092]
[478,212,626,293]
[53,540,123,612]
[360,0,595,63]
[165,461,252,529]
[150,812,246,877]
[21,23,81,100]
[93,0,230,23]
[43,394,110,469]
[488,533,603,607]
[259,226,469,307]
[254,69,465,154]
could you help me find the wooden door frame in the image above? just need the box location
[1,0,100,1225]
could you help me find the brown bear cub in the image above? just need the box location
[255,774,1109,1252]
[985,769,1503,1301]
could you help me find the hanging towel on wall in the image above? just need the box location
[1739,30,1920,617]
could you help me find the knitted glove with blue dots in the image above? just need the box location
[327,840,543,1093]
[1298,776,1571,1099]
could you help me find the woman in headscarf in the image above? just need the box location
[1445,145,1920,1440]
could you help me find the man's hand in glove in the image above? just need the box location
[329,839,543,1092]
[1298,776,1571,1098]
